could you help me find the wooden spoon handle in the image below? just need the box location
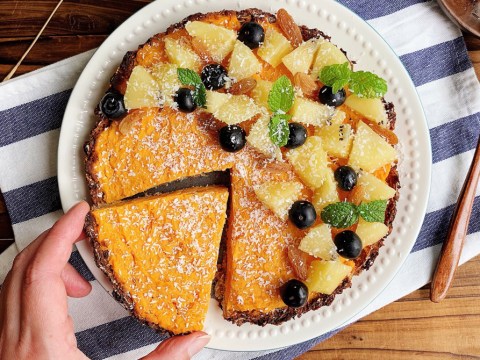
[430,135,480,302]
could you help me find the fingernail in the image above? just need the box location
[188,334,211,357]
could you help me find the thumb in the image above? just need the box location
[140,332,210,360]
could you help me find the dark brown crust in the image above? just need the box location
[85,8,400,330]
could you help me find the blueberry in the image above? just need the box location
[201,64,228,90]
[334,230,362,259]
[289,201,317,229]
[280,279,309,308]
[285,122,307,149]
[219,125,246,152]
[174,88,197,113]
[100,92,126,119]
[334,166,357,191]
[238,22,265,49]
[318,86,346,107]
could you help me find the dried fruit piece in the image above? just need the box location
[362,118,399,145]
[287,245,309,281]
[190,36,213,62]
[277,8,303,48]
[294,72,318,98]
[229,78,257,95]
[118,110,143,135]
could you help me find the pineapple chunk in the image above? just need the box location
[345,94,388,126]
[348,121,397,172]
[311,41,349,79]
[351,172,396,203]
[164,37,201,71]
[214,95,261,125]
[290,97,336,127]
[246,113,282,160]
[150,62,181,107]
[282,39,320,75]
[228,40,262,80]
[330,109,346,126]
[298,224,336,260]
[251,79,273,109]
[306,259,352,295]
[315,123,353,158]
[285,136,330,189]
[312,168,339,213]
[257,28,293,67]
[124,66,161,110]
[355,219,389,247]
[185,21,236,62]
[254,181,303,220]
[205,90,232,113]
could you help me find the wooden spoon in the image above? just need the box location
[430,135,480,302]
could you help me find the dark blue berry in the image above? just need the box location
[201,64,228,90]
[281,279,308,307]
[174,88,197,113]
[334,230,362,259]
[334,166,357,191]
[318,86,346,107]
[100,92,126,118]
[285,122,307,149]
[238,22,265,49]
[219,125,246,152]
[289,201,317,229]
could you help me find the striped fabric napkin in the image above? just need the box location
[1,0,479,359]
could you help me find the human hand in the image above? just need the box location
[0,201,210,359]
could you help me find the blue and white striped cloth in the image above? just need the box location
[0,1,479,359]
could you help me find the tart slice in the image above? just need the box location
[85,186,229,335]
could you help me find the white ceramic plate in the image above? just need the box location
[58,0,431,352]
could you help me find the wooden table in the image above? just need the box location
[0,1,479,359]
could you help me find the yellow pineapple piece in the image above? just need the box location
[348,121,397,172]
[185,21,237,62]
[150,62,181,107]
[351,172,396,203]
[257,28,293,67]
[329,109,347,125]
[254,181,303,220]
[306,259,352,294]
[228,40,262,80]
[290,97,337,127]
[355,219,389,247]
[205,90,232,114]
[298,224,336,260]
[214,95,261,125]
[315,123,353,158]
[164,37,201,72]
[312,168,339,213]
[246,113,282,160]
[124,66,162,110]
[344,94,388,126]
[285,136,330,189]
[251,79,273,109]
[282,39,320,75]
[311,41,349,79]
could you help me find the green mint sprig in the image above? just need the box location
[319,62,387,99]
[267,75,295,146]
[321,200,388,228]
[177,68,207,108]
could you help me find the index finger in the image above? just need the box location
[32,201,90,276]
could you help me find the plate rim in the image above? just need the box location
[58,0,432,352]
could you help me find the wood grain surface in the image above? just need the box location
[0,1,479,359]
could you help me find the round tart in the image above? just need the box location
[84,8,400,335]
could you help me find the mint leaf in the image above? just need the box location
[177,68,201,87]
[349,71,387,98]
[268,75,295,113]
[319,62,351,94]
[321,202,359,228]
[192,84,207,108]
[358,200,388,222]
[177,68,207,108]
[268,113,291,146]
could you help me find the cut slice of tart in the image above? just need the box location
[85,186,229,335]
